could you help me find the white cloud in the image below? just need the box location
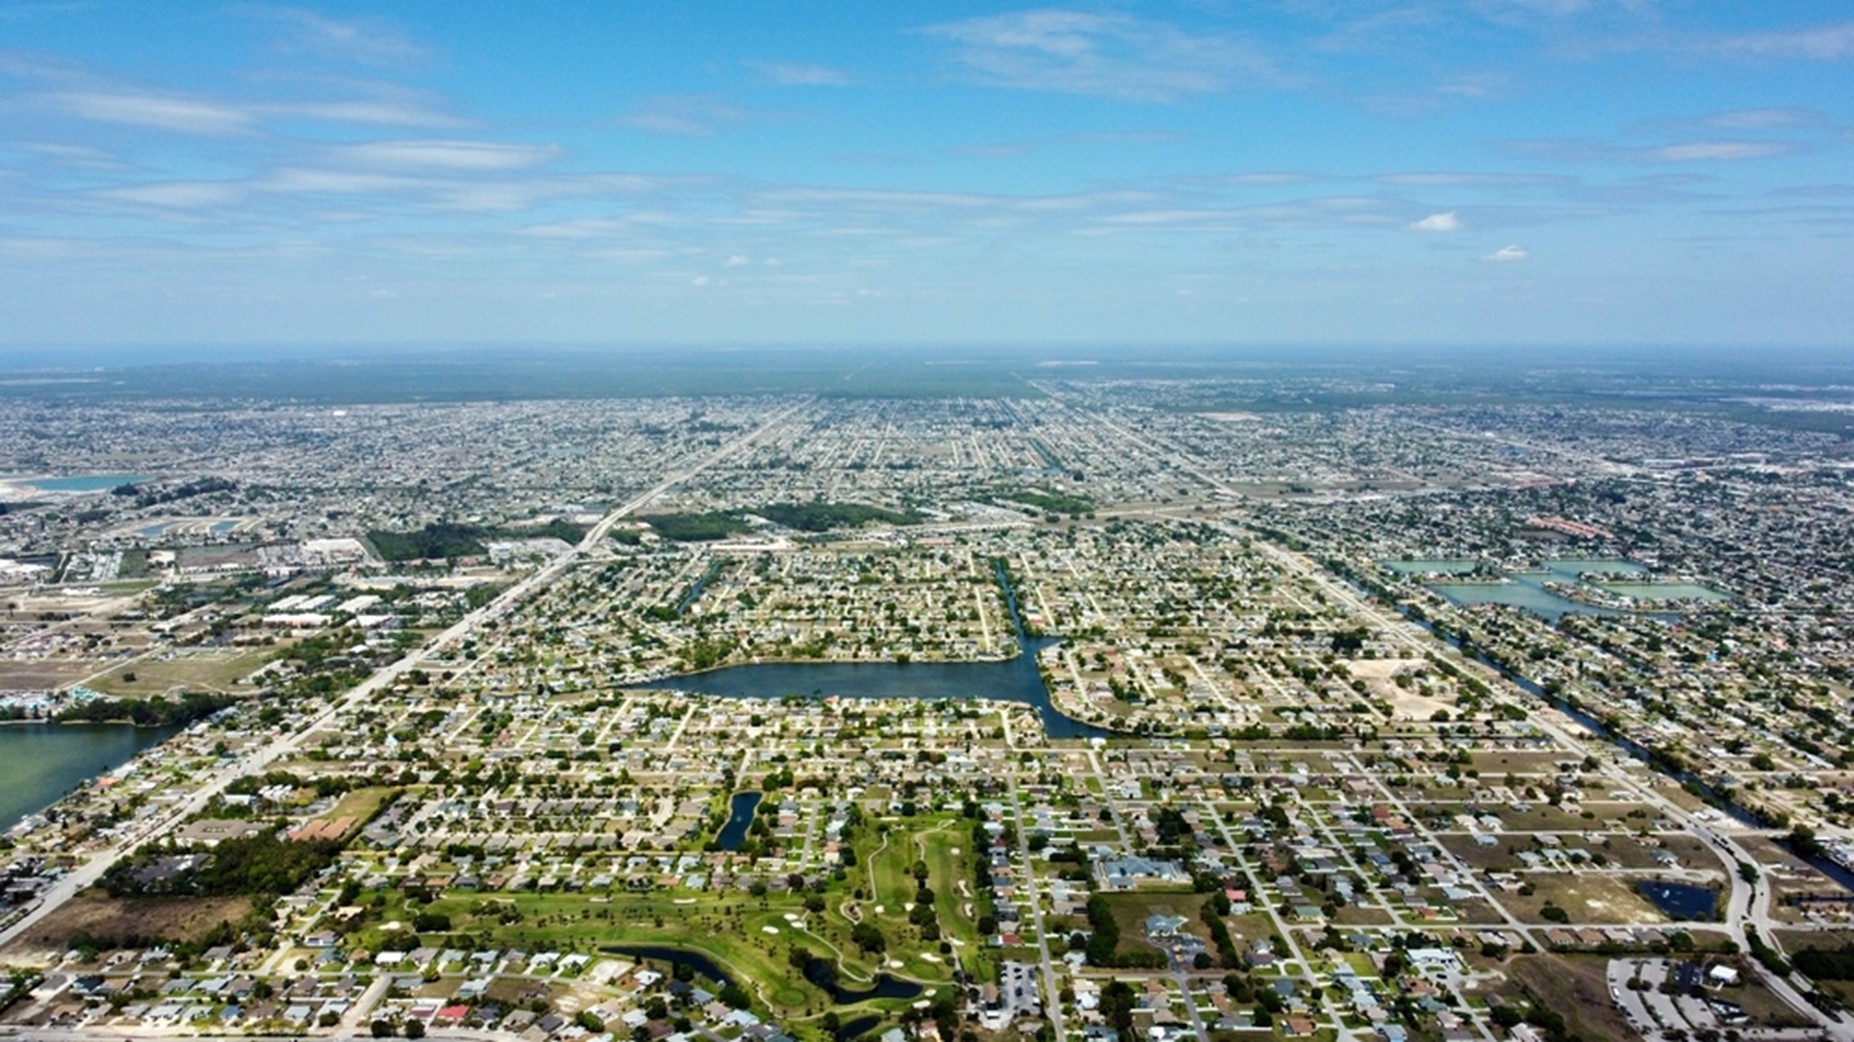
[1483,244,1530,262]
[261,168,423,195]
[691,275,711,287]
[336,140,560,171]
[724,254,749,267]
[1407,211,1463,232]
[918,9,1283,102]
[269,100,462,127]
[750,62,851,86]
[1507,137,1803,164]
[17,142,129,170]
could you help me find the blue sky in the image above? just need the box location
[0,1,1850,349]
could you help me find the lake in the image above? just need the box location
[632,638,1108,740]
[13,473,153,493]
[633,563,1112,740]
[0,723,182,830]
[1392,558,1724,620]
[1428,574,1624,621]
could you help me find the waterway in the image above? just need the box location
[0,723,182,830]
[675,562,722,616]
[715,791,762,851]
[633,564,1111,740]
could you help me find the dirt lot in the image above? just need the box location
[0,892,251,963]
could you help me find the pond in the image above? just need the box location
[604,944,734,986]
[802,957,925,1003]
[1636,880,1718,921]
[715,791,762,851]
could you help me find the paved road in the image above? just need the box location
[0,403,806,952]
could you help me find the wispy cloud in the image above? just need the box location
[749,61,851,86]
[272,99,462,127]
[33,80,461,136]
[233,5,429,67]
[0,2,95,23]
[1689,20,1854,62]
[1702,108,1824,130]
[1509,137,1805,164]
[51,90,257,135]
[14,141,131,170]
[619,95,753,137]
[1651,141,1796,162]
[1483,243,1530,262]
[918,9,1285,102]
[95,180,244,209]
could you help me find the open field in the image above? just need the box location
[88,647,275,695]
[1502,872,1668,925]
[0,892,251,961]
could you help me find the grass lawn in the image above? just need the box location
[317,786,398,834]
[1093,890,1210,959]
[89,647,274,695]
[917,820,995,981]
[349,829,974,1023]
[361,890,825,1013]
[851,814,978,983]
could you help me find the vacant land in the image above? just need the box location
[88,647,274,696]
[0,892,251,960]
[1499,953,1642,1042]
